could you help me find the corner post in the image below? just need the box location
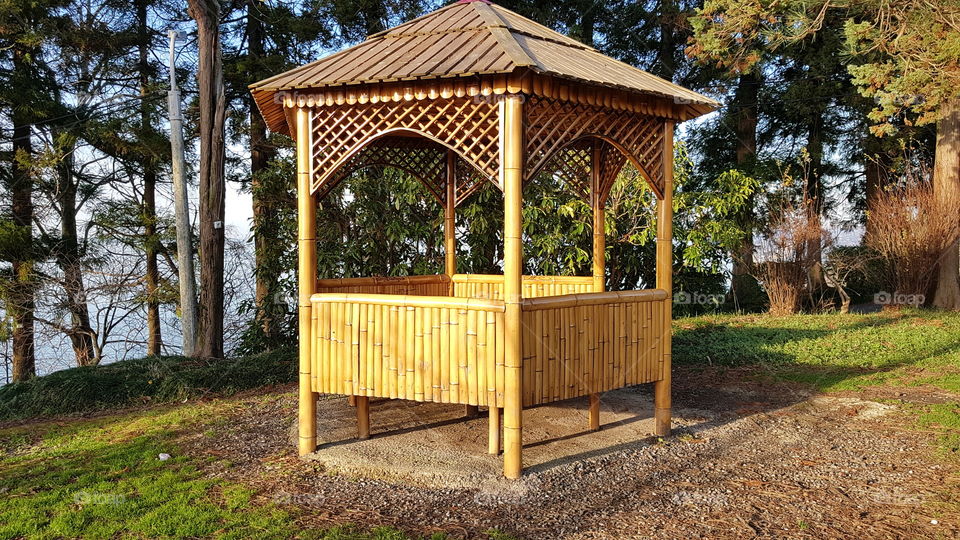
[589,140,604,431]
[501,94,524,479]
[296,106,318,455]
[654,121,675,437]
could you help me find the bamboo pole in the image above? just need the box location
[654,121,675,438]
[502,94,524,479]
[296,106,317,457]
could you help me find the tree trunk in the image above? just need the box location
[189,0,227,358]
[10,46,36,382]
[805,111,825,292]
[656,0,677,81]
[55,146,97,366]
[863,132,889,244]
[730,71,759,307]
[933,98,960,310]
[139,0,162,355]
[248,0,278,341]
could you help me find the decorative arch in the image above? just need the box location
[308,97,500,199]
[523,96,666,200]
[313,129,497,207]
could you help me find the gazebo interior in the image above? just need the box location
[250,0,717,478]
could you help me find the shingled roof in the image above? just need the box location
[250,0,718,135]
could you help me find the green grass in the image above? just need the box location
[0,347,297,422]
[673,309,960,392]
[0,399,464,539]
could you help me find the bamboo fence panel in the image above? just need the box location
[311,293,505,407]
[316,274,450,296]
[518,289,667,407]
[452,273,594,300]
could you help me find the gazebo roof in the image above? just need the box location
[250,0,718,135]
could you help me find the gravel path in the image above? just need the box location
[179,368,958,539]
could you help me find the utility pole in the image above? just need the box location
[167,29,199,356]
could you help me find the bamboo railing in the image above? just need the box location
[452,273,594,300]
[308,287,668,409]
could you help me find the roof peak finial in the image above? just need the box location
[456,0,492,4]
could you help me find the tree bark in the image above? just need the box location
[248,0,278,341]
[730,71,759,306]
[189,0,227,358]
[10,46,36,381]
[933,98,960,310]
[138,0,162,355]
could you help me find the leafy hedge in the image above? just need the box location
[0,347,296,421]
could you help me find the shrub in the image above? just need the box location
[866,182,960,300]
[752,205,826,315]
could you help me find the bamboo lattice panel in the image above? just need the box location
[536,140,593,200]
[524,96,665,199]
[309,98,500,197]
[321,136,448,203]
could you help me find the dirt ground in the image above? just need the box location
[182,368,959,539]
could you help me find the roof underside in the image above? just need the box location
[250,0,718,135]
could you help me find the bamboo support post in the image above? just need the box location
[488,406,501,454]
[654,121,674,438]
[445,150,457,284]
[356,396,370,439]
[296,106,318,456]
[589,140,605,432]
[501,95,524,479]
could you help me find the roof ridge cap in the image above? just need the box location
[471,1,538,68]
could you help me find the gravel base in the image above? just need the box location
[179,367,958,539]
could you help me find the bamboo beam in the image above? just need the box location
[296,106,317,456]
[589,141,604,431]
[501,94,524,479]
[654,121,674,438]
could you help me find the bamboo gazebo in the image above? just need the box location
[250,0,717,478]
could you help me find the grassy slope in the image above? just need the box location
[1,309,958,538]
[674,309,960,392]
